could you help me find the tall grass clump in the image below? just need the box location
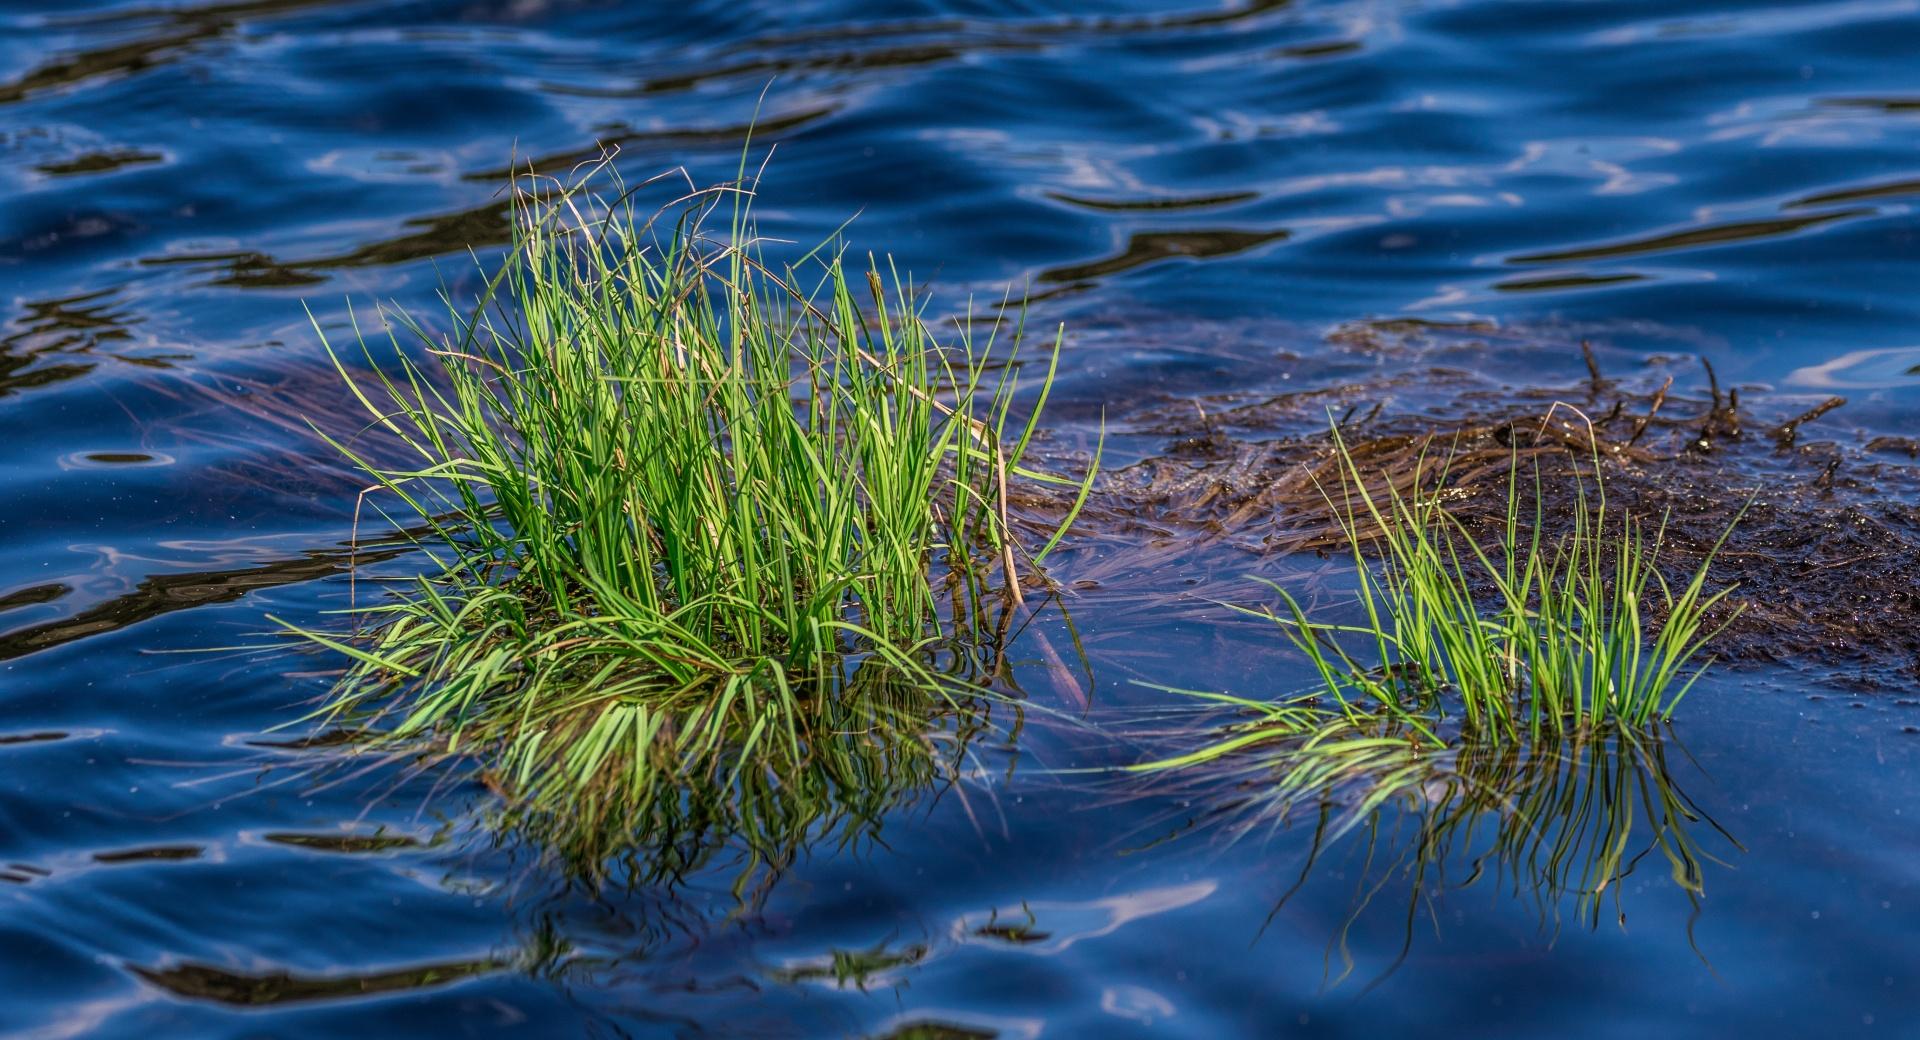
[285,160,1092,855]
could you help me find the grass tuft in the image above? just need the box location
[1128,414,1747,904]
[288,159,1092,862]
[1164,415,1746,755]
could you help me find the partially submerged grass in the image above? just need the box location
[284,159,1093,863]
[1148,415,1745,760]
[1125,414,1746,957]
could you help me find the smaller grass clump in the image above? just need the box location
[1222,420,1742,749]
[1124,422,1746,975]
[1133,414,1744,791]
[285,161,1091,857]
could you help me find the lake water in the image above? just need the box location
[3,1,1918,1036]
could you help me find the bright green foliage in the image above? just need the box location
[283,164,1091,853]
[1130,419,1745,877]
[1249,425,1743,742]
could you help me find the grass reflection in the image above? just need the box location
[492,649,1011,894]
[1134,716,1740,986]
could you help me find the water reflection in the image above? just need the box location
[2,0,352,106]
[32,148,163,177]
[0,542,401,662]
[0,289,145,398]
[1140,722,1739,986]
[131,955,502,1007]
[1507,208,1869,264]
[951,880,1217,957]
[139,201,512,288]
[1039,228,1289,284]
[500,655,1010,897]
[769,939,931,992]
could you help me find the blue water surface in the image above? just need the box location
[2,1,1918,1036]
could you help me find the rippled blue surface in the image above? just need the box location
[3,1,1919,1036]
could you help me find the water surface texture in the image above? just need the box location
[3,1,1919,1036]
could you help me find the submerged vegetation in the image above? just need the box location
[286,159,1092,865]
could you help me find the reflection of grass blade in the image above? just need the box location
[1135,715,1737,988]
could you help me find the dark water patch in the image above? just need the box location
[33,147,164,177]
[867,1022,998,1040]
[0,24,216,107]
[92,844,204,864]
[1508,209,1871,264]
[138,249,326,289]
[1787,174,1920,208]
[1272,38,1362,59]
[21,0,361,75]
[1039,228,1288,284]
[262,831,423,854]
[66,450,171,467]
[0,730,70,746]
[0,863,52,884]
[1044,189,1259,213]
[0,544,401,661]
[1820,96,1920,113]
[0,288,145,397]
[131,955,501,1007]
[140,201,510,288]
[721,0,1293,53]
[0,583,71,614]
[1492,271,1648,293]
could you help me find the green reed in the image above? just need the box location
[280,160,1091,850]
